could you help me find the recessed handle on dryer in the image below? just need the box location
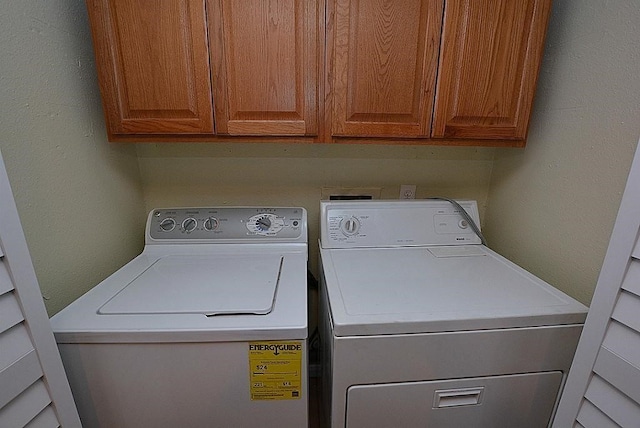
[433,387,484,408]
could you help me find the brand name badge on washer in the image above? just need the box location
[249,341,303,400]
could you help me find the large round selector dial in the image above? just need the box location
[203,216,219,231]
[256,216,271,231]
[247,213,285,235]
[159,217,176,232]
[341,216,361,236]
[181,217,197,233]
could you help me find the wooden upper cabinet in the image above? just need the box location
[84,0,552,144]
[208,0,320,136]
[329,0,443,138]
[432,0,552,140]
[86,0,215,137]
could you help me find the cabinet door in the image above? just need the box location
[432,0,552,140]
[208,0,320,136]
[329,0,443,138]
[86,0,214,137]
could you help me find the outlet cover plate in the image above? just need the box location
[400,184,417,199]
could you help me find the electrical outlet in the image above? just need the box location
[400,184,416,199]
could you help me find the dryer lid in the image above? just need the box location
[321,246,588,336]
[98,254,283,316]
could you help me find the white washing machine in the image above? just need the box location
[318,200,588,428]
[51,207,308,427]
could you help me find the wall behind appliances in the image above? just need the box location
[0,0,146,315]
[484,0,640,305]
[136,143,495,276]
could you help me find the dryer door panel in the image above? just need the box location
[346,371,562,428]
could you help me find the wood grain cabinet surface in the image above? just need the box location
[87,0,321,140]
[328,0,442,138]
[327,0,552,144]
[432,0,553,141]
[86,0,215,137]
[209,0,320,136]
[85,0,552,146]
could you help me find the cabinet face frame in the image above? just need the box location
[432,0,552,140]
[86,0,215,137]
[207,0,321,136]
[327,0,444,138]
[84,0,549,147]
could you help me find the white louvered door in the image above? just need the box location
[553,139,640,428]
[0,151,81,428]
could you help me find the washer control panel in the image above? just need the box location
[321,200,482,249]
[148,207,306,241]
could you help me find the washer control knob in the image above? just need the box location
[159,218,176,232]
[256,216,272,232]
[341,217,360,236]
[203,217,219,231]
[182,217,197,232]
[247,213,284,235]
[458,219,469,229]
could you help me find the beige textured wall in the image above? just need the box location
[137,144,495,276]
[3,0,636,318]
[484,0,640,305]
[0,1,146,315]
[137,144,495,332]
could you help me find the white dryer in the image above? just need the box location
[318,200,588,428]
[51,207,308,428]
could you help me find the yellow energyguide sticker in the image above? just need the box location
[249,341,303,400]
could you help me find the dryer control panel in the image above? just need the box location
[320,200,481,249]
[147,207,306,243]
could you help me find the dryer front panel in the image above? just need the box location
[346,372,562,428]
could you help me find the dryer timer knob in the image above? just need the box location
[341,217,360,236]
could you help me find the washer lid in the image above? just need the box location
[98,254,282,316]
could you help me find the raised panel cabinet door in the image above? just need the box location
[329,0,443,138]
[86,0,214,137]
[432,0,552,141]
[208,0,320,136]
